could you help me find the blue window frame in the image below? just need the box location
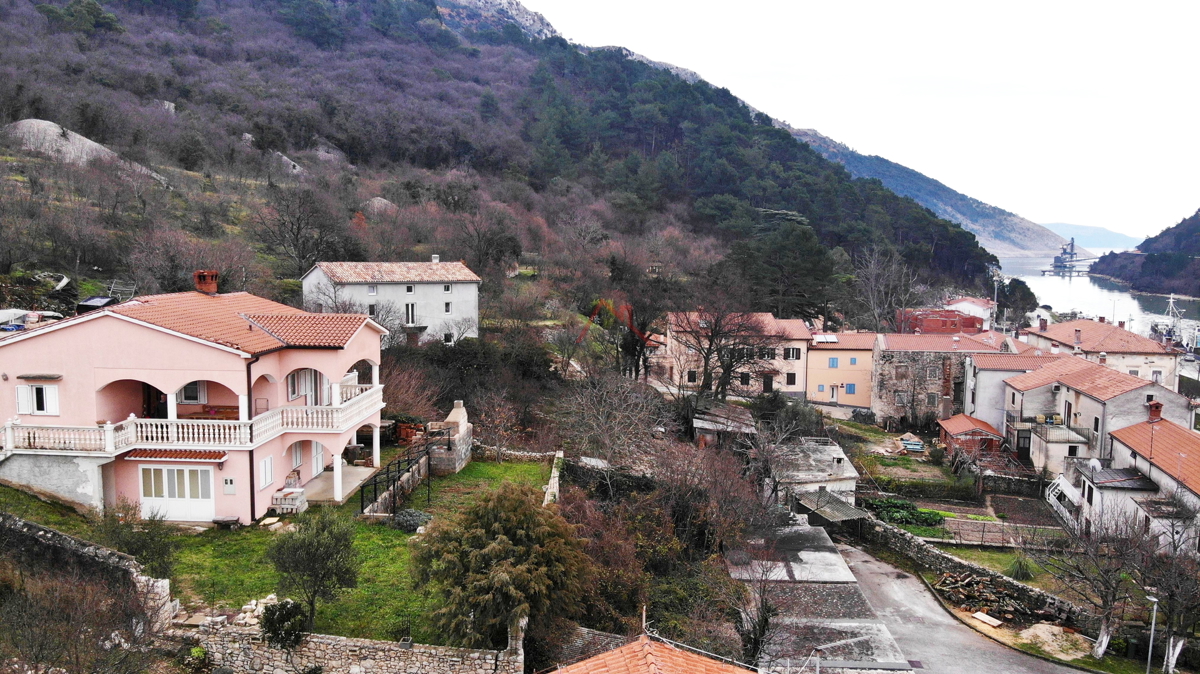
[850,357,857,365]
[829,357,839,369]
[818,384,825,392]
[846,383,856,395]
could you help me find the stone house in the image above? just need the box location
[1024,317,1181,392]
[302,258,481,346]
[871,332,1023,430]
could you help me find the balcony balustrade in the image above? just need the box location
[2,384,383,453]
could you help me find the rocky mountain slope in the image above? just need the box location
[791,129,1075,258]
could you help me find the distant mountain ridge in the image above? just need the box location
[790,129,1077,259]
[1041,223,1140,250]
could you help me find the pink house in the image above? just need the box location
[0,273,386,524]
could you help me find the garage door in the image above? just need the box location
[140,466,215,522]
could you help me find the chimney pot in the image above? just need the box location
[432,254,440,263]
[193,270,219,295]
[1149,400,1163,423]
[1039,318,1048,331]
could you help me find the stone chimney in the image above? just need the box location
[1039,318,1048,332]
[1119,320,1126,329]
[431,254,440,263]
[1149,399,1163,423]
[193,270,219,295]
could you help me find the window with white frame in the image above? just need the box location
[444,302,452,314]
[367,284,378,296]
[179,381,207,405]
[443,284,452,293]
[260,456,274,489]
[16,384,59,416]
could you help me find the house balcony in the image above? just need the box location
[2,384,384,454]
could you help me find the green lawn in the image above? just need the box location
[1,459,550,643]
[173,459,552,641]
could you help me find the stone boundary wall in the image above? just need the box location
[0,512,177,630]
[174,625,523,674]
[470,444,557,463]
[542,451,564,506]
[980,473,1044,498]
[853,516,1097,633]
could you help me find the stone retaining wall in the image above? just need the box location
[0,512,177,630]
[853,516,1097,633]
[177,625,523,674]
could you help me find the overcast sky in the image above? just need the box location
[516,0,1199,237]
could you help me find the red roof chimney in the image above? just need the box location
[1039,318,1048,332]
[193,270,219,295]
[1148,400,1163,423]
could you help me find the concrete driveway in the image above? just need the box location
[840,546,1079,674]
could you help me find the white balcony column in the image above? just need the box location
[166,391,178,420]
[330,382,341,406]
[332,448,344,502]
[371,362,380,385]
[238,394,250,421]
[372,425,380,468]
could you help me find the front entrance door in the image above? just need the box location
[140,466,215,521]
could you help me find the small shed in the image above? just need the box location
[937,413,1002,454]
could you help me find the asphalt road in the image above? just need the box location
[840,546,1079,674]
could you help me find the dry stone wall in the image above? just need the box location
[181,626,523,674]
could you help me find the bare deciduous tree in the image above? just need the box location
[1020,506,1151,658]
[850,245,927,332]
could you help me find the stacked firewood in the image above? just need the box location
[932,572,1031,620]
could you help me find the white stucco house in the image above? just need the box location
[302,258,482,346]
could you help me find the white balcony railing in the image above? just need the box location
[2,385,384,453]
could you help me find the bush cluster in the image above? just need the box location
[864,498,945,527]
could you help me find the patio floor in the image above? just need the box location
[304,465,376,505]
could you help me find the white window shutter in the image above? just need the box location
[15,386,32,414]
[44,386,59,415]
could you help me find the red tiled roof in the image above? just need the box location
[125,449,228,461]
[946,296,996,309]
[106,292,375,355]
[970,353,1070,371]
[1111,419,1200,495]
[554,635,752,674]
[938,414,1001,438]
[246,314,367,348]
[666,312,811,341]
[880,332,1008,352]
[809,332,878,350]
[1029,319,1172,354]
[1004,357,1151,400]
[314,261,481,284]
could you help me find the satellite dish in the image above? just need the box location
[1088,458,1102,472]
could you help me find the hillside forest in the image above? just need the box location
[1090,209,1200,298]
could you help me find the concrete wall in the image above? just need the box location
[0,453,110,510]
[183,626,523,674]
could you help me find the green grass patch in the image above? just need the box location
[0,484,93,537]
